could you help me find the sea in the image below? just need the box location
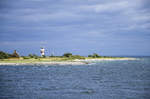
[0,57,150,99]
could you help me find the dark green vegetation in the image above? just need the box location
[0,50,122,60]
[62,53,85,59]
[88,53,101,58]
[63,53,72,57]
[0,51,19,59]
[0,51,86,59]
[0,51,12,59]
[88,53,117,58]
[0,51,134,63]
[28,54,39,59]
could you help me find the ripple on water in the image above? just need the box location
[0,58,150,99]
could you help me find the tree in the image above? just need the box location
[0,51,11,59]
[11,50,20,58]
[88,53,100,58]
[33,54,39,59]
[93,53,100,58]
[71,55,85,59]
[42,55,46,58]
[28,54,33,58]
[28,54,39,59]
[88,55,92,57]
[63,53,72,57]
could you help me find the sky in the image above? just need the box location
[0,0,150,56]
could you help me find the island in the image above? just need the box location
[0,51,137,66]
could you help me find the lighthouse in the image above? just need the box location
[40,47,45,57]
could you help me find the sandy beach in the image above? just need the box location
[0,61,88,66]
[74,58,137,61]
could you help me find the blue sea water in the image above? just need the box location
[0,58,150,99]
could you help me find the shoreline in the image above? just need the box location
[0,61,87,66]
[75,57,137,61]
[0,58,137,66]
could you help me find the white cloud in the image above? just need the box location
[1,0,150,36]
[80,1,130,13]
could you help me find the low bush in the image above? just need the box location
[0,51,11,59]
[22,56,31,59]
[63,53,72,57]
[71,55,85,59]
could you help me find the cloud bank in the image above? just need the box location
[0,0,150,56]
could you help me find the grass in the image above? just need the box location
[0,57,79,63]
[0,56,135,63]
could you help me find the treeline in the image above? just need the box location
[0,50,19,59]
[0,50,103,59]
[23,53,86,59]
[88,53,101,58]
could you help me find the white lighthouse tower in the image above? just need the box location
[40,47,45,57]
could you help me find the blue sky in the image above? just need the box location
[0,0,150,56]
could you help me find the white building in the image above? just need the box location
[40,48,45,57]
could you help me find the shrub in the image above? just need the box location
[71,55,85,59]
[42,55,46,58]
[63,53,72,57]
[22,56,30,59]
[0,51,11,59]
[88,53,101,58]
[92,53,100,58]
[88,55,93,57]
[28,54,34,58]
[28,54,39,59]
[33,54,39,59]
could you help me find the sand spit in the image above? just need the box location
[0,58,137,66]
[0,61,87,66]
[74,58,137,62]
